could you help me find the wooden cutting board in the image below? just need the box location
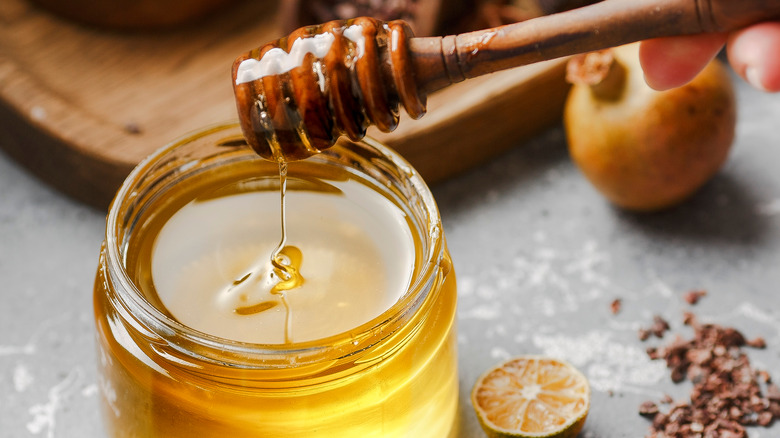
[0,0,570,209]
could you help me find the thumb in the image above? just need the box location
[639,33,727,91]
[727,21,780,92]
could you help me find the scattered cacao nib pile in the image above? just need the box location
[640,312,779,437]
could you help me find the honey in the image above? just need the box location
[144,164,415,344]
[93,123,458,437]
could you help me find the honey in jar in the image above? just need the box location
[93,123,458,437]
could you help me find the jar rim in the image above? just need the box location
[104,122,446,367]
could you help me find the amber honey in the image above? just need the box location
[93,123,458,437]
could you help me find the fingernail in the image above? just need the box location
[746,66,768,91]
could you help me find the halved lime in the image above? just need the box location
[472,356,590,438]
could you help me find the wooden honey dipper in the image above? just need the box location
[233,0,780,161]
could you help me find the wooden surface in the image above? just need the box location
[0,0,569,209]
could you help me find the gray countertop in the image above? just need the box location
[2,77,780,437]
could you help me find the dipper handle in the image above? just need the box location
[233,0,780,161]
[413,0,780,93]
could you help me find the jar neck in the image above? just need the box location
[102,123,446,376]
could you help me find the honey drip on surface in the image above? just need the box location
[223,161,304,344]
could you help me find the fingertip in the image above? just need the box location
[639,34,727,91]
[727,21,780,93]
[639,40,682,90]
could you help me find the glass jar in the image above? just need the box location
[93,123,458,437]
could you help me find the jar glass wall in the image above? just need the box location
[93,123,458,437]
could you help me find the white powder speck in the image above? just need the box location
[458,276,475,297]
[0,343,35,356]
[27,368,81,437]
[513,333,529,343]
[735,302,780,334]
[532,330,666,392]
[704,302,780,337]
[81,384,98,397]
[459,304,501,320]
[606,318,644,332]
[525,256,567,289]
[535,247,558,261]
[1,316,70,357]
[508,241,618,316]
[476,284,497,300]
[486,324,508,340]
[648,277,675,298]
[580,287,605,301]
[490,347,511,361]
[564,240,611,288]
[13,364,34,392]
[495,277,514,292]
[540,298,556,317]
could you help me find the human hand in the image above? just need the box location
[639,21,780,92]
